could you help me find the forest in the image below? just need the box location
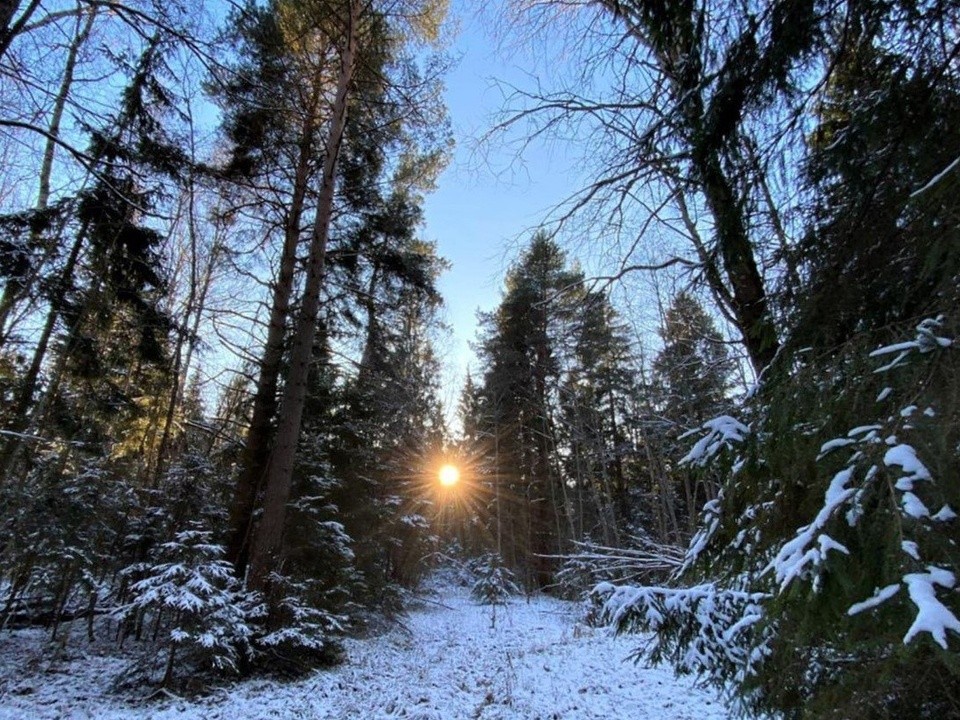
[0,0,957,718]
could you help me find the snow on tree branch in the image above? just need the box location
[592,580,771,683]
[679,415,749,467]
[766,467,855,591]
[902,568,960,649]
[869,316,952,373]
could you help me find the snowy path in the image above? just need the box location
[0,586,729,719]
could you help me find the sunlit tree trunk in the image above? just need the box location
[247,0,359,592]
[226,79,327,577]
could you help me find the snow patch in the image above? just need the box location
[883,444,932,483]
[901,541,920,561]
[0,583,729,720]
[870,317,952,372]
[680,415,749,467]
[902,568,960,649]
[932,505,957,522]
[901,492,931,519]
[910,154,960,197]
[818,437,856,458]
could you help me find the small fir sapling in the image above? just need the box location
[249,571,345,673]
[469,554,520,606]
[117,527,254,686]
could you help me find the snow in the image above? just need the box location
[932,505,957,522]
[596,582,769,685]
[680,415,749,467]
[869,317,952,372]
[817,437,856,458]
[847,584,901,616]
[872,351,911,373]
[0,581,729,720]
[847,424,882,437]
[901,492,930,519]
[910,154,960,197]
[901,541,921,561]
[817,534,849,558]
[680,498,723,573]
[902,568,960,649]
[885,443,936,519]
[870,341,922,357]
[767,467,856,590]
[883,444,932,484]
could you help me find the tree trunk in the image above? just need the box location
[607,390,630,526]
[698,155,779,373]
[0,4,95,341]
[153,181,221,484]
[357,265,382,384]
[598,0,780,376]
[226,89,324,576]
[0,0,39,64]
[493,421,502,557]
[0,0,19,32]
[246,2,358,593]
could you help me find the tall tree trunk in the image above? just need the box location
[547,406,575,547]
[597,0,780,375]
[0,4,95,341]
[246,2,358,593]
[357,265,382,384]
[38,4,94,208]
[698,155,779,373]
[531,348,554,588]
[493,419,502,557]
[0,0,39,64]
[153,181,221,484]
[226,92,324,576]
[607,390,629,526]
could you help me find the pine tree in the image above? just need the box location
[217,0,451,601]
[558,291,635,545]
[0,37,183,478]
[794,14,960,351]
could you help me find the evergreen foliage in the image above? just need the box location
[469,553,520,606]
[118,529,255,684]
[651,292,735,534]
[600,315,960,718]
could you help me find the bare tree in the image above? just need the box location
[488,0,832,375]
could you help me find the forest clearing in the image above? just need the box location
[0,575,728,719]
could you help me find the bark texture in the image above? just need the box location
[246,1,359,592]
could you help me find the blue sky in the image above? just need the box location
[422,3,582,415]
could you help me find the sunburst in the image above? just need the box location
[438,463,460,487]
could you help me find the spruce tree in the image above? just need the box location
[651,292,733,531]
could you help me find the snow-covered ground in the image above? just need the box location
[0,582,730,719]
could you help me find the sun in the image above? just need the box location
[438,463,460,487]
